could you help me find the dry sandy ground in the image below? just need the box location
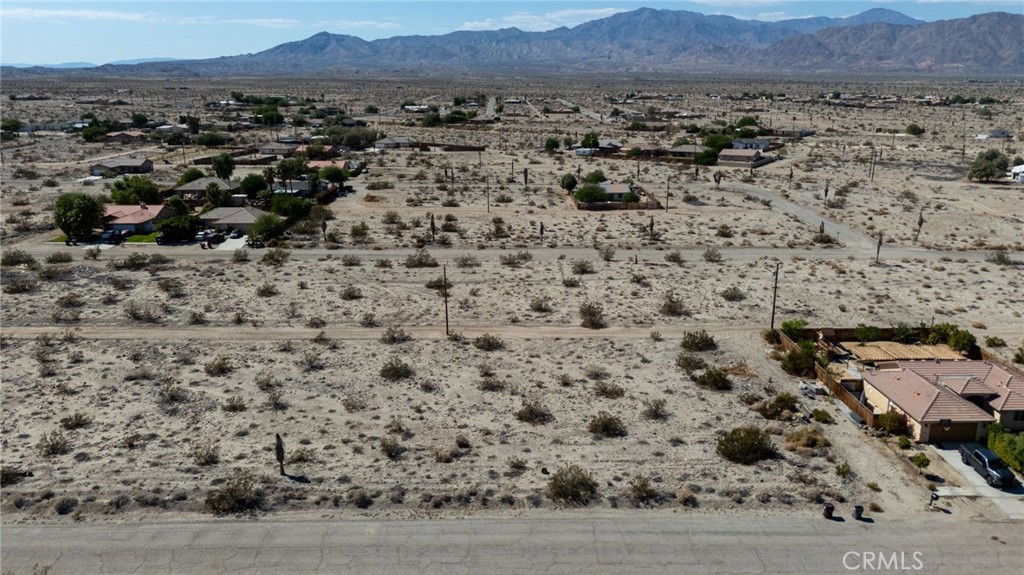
[1,77,1022,525]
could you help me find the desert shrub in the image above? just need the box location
[754,392,800,420]
[642,398,669,420]
[529,295,553,313]
[597,245,615,261]
[985,248,1015,266]
[507,457,528,474]
[562,277,581,288]
[984,336,1007,348]
[261,247,290,267]
[717,426,776,464]
[305,316,327,328]
[45,252,73,264]
[594,380,625,399]
[715,224,734,238]
[664,250,684,266]
[628,475,659,504]
[784,425,831,456]
[37,431,70,456]
[380,325,412,344]
[588,411,627,437]
[547,464,598,506]
[380,436,403,459]
[721,286,745,301]
[360,313,379,327]
[255,282,278,297]
[84,246,101,260]
[340,285,362,300]
[659,291,689,317]
[204,470,264,514]
[876,410,908,436]
[500,250,533,267]
[676,353,707,373]
[702,247,722,263]
[453,254,480,268]
[910,453,930,471]
[515,399,553,425]
[204,356,233,376]
[222,396,247,413]
[3,275,36,294]
[59,412,92,430]
[380,357,414,381]
[897,436,913,450]
[1,249,37,267]
[123,301,162,323]
[866,482,881,492]
[473,333,504,351]
[579,301,605,329]
[299,350,324,371]
[192,440,221,466]
[676,486,699,507]
[54,497,79,515]
[109,253,151,271]
[694,367,732,391]
[478,377,507,392]
[680,330,717,352]
[835,461,852,478]
[811,409,834,424]
[231,248,249,263]
[571,260,595,274]
[404,248,438,268]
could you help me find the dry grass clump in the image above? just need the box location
[783,425,831,457]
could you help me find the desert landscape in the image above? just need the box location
[1,74,1022,529]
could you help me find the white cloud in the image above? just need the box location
[0,8,148,21]
[324,20,401,30]
[225,18,303,29]
[755,11,792,21]
[461,7,632,32]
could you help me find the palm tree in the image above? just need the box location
[262,167,275,192]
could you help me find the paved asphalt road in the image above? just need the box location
[2,514,1021,574]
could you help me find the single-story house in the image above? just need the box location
[375,136,417,149]
[1010,164,1024,183]
[862,368,994,443]
[90,158,154,177]
[666,144,709,159]
[257,143,298,157]
[103,204,173,233]
[172,177,240,204]
[892,360,1024,433]
[199,206,271,233]
[975,129,1013,140]
[155,124,189,135]
[731,138,772,151]
[599,182,639,202]
[106,131,147,143]
[339,118,367,128]
[717,148,774,168]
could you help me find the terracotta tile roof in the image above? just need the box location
[864,369,993,423]
[103,204,169,225]
[841,341,964,362]
[897,361,1024,412]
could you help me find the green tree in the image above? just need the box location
[364,105,379,114]
[580,132,599,148]
[53,193,104,238]
[574,184,609,203]
[239,173,268,197]
[156,214,202,241]
[854,324,880,343]
[211,153,235,180]
[1,118,23,133]
[177,167,205,185]
[968,149,1009,182]
[111,176,161,205]
[255,105,284,126]
[735,115,758,128]
[205,182,231,208]
[130,113,148,128]
[703,134,733,152]
[196,133,226,147]
[905,123,925,136]
[271,194,311,219]
[318,165,348,185]
[560,173,578,192]
[250,214,286,241]
[276,157,309,192]
[544,137,560,153]
[581,170,606,184]
[164,194,191,216]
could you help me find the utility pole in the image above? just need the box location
[485,176,490,213]
[770,262,781,332]
[876,231,884,264]
[442,265,450,336]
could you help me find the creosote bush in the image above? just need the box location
[579,301,605,329]
[716,426,776,464]
[680,330,717,352]
[380,325,412,344]
[628,475,659,504]
[694,367,732,391]
[642,398,669,420]
[571,260,595,274]
[515,399,553,425]
[380,436,403,459]
[588,411,627,437]
[59,412,92,430]
[404,248,438,268]
[547,464,598,506]
[380,357,414,381]
[204,470,264,514]
[594,380,625,399]
[675,353,707,374]
[660,291,689,317]
[754,392,799,420]
[473,333,504,351]
[37,431,71,456]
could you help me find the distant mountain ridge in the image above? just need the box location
[3,8,1020,77]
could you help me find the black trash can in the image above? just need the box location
[823,502,835,519]
[853,505,864,520]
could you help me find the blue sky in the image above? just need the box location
[2,1,1021,65]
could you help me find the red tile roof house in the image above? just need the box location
[862,360,1024,442]
[103,204,173,234]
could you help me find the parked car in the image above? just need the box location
[207,232,225,244]
[155,233,167,245]
[194,231,207,242]
[229,229,243,239]
[959,445,1015,487]
[100,230,122,244]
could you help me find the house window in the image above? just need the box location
[1013,411,1024,422]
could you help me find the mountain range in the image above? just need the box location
[4,8,1021,77]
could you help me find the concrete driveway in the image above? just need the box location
[932,443,1024,520]
[214,235,247,251]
